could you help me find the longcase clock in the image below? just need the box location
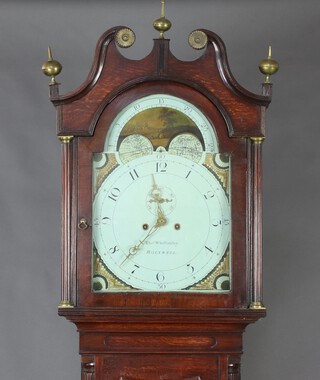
[42,4,278,379]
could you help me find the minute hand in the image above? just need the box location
[122,214,167,266]
[129,223,160,256]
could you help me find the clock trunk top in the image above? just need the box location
[49,26,271,138]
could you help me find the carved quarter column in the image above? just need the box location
[81,357,95,380]
[58,136,74,308]
[250,137,266,310]
[228,362,241,380]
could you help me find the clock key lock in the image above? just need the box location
[78,218,89,230]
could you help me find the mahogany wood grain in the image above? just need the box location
[49,26,272,379]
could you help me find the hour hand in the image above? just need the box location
[155,203,167,227]
[150,174,172,214]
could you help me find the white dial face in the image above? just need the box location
[93,153,230,291]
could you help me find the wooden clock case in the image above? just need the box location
[48,26,272,380]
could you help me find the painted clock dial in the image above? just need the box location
[92,94,231,292]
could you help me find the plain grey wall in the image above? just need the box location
[1,1,319,379]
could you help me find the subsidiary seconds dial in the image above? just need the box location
[93,153,230,291]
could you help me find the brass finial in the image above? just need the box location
[42,47,62,85]
[259,46,279,83]
[153,0,172,38]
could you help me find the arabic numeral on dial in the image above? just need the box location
[183,105,192,114]
[204,190,215,199]
[129,169,139,181]
[212,219,221,227]
[156,272,165,282]
[134,104,141,111]
[158,283,166,290]
[187,264,195,274]
[207,142,214,150]
[212,218,230,227]
[156,162,167,173]
[205,246,214,254]
[200,124,209,132]
[109,245,119,255]
[131,265,140,275]
[94,216,111,226]
[158,98,165,104]
[108,187,120,201]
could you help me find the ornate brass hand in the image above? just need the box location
[122,176,168,266]
[150,174,173,210]
[122,212,167,266]
[149,174,168,229]
[129,217,164,256]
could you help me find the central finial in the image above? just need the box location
[153,0,172,38]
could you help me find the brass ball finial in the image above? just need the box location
[153,0,171,38]
[42,47,62,85]
[259,46,279,83]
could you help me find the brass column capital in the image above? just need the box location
[59,136,74,144]
[250,136,265,145]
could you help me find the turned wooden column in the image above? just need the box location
[228,364,240,380]
[81,357,95,380]
[250,136,265,310]
[58,136,74,308]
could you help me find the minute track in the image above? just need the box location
[92,153,230,291]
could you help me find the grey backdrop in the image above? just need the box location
[1,1,319,379]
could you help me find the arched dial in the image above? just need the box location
[104,94,218,163]
[92,94,231,292]
[93,153,230,291]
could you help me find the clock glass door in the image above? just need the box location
[92,94,231,293]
